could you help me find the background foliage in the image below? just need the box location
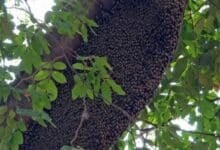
[0,0,220,149]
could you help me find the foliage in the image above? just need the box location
[72,56,125,104]
[0,0,125,149]
[115,0,220,149]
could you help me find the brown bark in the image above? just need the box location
[21,0,187,149]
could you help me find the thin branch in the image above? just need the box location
[140,127,155,133]
[46,33,78,73]
[144,120,158,127]
[14,55,64,88]
[181,129,220,138]
[14,74,34,88]
[70,98,89,146]
[111,103,132,121]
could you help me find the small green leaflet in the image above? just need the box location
[11,130,23,145]
[72,63,84,70]
[79,24,88,42]
[106,79,126,95]
[0,106,7,115]
[53,62,67,70]
[71,75,86,100]
[37,79,58,101]
[16,108,56,128]
[52,71,67,84]
[34,70,49,81]
[101,81,112,105]
[95,57,112,71]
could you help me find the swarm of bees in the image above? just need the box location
[21,0,187,149]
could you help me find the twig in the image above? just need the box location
[70,97,89,146]
[14,74,34,88]
[22,0,50,30]
[140,127,155,133]
[46,33,78,73]
[181,129,220,138]
[144,120,158,127]
[14,55,65,88]
[111,103,132,121]
[169,125,220,138]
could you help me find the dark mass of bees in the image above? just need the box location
[21,0,186,149]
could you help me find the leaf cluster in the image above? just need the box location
[72,56,125,104]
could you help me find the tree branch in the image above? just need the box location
[70,98,89,146]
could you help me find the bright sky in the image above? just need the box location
[5,0,54,24]
[27,0,55,21]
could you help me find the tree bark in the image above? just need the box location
[21,0,187,149]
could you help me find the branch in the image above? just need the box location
[140,127,155,133]
[14,55,65,88]
[111,103,132,121]
[70,98,89,146]
[181,129,220,138]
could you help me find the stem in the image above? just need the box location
[70,97,89,146]
[111,103,132,121]
[14,55,64,88]
[181,129,220,138]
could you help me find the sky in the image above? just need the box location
[5,0,54,24]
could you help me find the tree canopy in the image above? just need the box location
[0,0,220,149]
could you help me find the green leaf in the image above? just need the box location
[53,62,66,70]
[37,79,58,101]
[16,108,56,128]
[199,100,216,119]
[95,57,112,71]
[86,19,98,28]
[8,110,16,119]
[17,121,27,132]
[12,131,23,144]
[72,75,86,99]
[173,57,188,79]
[73,63,84,70]
[80,24,88,42]
[0,106,7,115]
[0,115,5,124]
[101,81,112,104]
[47,79,58,101]
[10,143,19,150]
[52,71,67,84]
[94,77,101,96]
[34,70,49,81]
[0,84,10,102]
[86,87,94,100]
[107,79,126,95]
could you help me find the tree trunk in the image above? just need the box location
[21,0,187,149]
